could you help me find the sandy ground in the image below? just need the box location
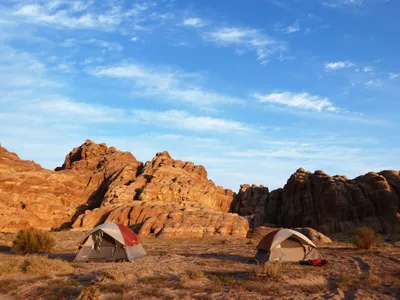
[0,230,399,299]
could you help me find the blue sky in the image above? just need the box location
[0,0,399,190]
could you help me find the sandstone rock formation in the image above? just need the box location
[71,201,248,238]
[0,140,240,237]
[233,168,400,233]
[293,227,332,244]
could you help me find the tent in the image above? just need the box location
[75,222,146,262]
[255,228,323,262]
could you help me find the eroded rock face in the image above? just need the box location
[103,151,235,211]
[72,201,249,238]
[0,140,237,234]
[234,169,400,233]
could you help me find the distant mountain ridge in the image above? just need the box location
[0,140,398,235]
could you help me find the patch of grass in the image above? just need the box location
[0,255,71,276]
[252,262,281,281]
[187,269,205,280]
[139,275,170,286]
[77,285,101,300]
[98,283,127,294]
[0,255,24,275]
[22,255,72,276]
[139,288,164,298]
[13,227,55,254]
[207,275,223,293]
[298,284,328,295]
[33,279,82,300]
[368,274,382,287]
[239,280,279,295]
[353,227,376,250]
[335,273,359,289]
[0,278,21,294]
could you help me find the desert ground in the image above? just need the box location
[0,230,399,300]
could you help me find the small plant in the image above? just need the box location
[353,227,376,250]
[252,262,281,280]
[12,227,55,254]
[78,285,101,300]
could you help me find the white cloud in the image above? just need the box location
[34,97,126,122]
[132,109,250,133]
[363,66,373,72]
[284,23,300,34]
[364,79,382,87]
[183,17,206,28]
[389,73,398,80]
[89,64,243,108]
[11,0,152,32]
[131,36,138,42]
[324,60,355,71]
[61,38,123,52]
[205,27,286,64]
[254,92,339,112]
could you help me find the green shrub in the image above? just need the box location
[12,227,55,254]
[353,227,376,250]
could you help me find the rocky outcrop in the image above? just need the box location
[293,227,332,244]
[234,168,400,233]
[0,140,237,234]
[72,201,249,238]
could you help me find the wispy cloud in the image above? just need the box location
[324,60,355,71]
[363,66,373,72]
[182,17,207,28]
[205,27,286,64]
[11,0,155,32]
[389,72,398,80]
[276,22,300,34]
[89,64,243,108]
[254,92,339,112]
[132,109,250,133]
[364,79,382,87]
[322,0,363,8]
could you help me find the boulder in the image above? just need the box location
[293,227,332,244]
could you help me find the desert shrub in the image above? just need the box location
[187,269,205,280]
[12,227,55,254]
[77,285,101,300]
[353,227,376,250]
[0,255,24,275]
[33,279,81,300]
[0,278,21,294]
[22,255,72,275]
[252,262,281,280]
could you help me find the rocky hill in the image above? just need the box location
[0,140,244,237]
[0,140,399,235]
[233,168,400,233]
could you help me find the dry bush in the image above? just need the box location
[22,255,72,276]
[33,279,81,300]
[13,227,55,254]
[207,276,222,293]
[187,269,205,280]
[353,227,376,250]
[367,274,382,287]
[252,262,281,280]
[78,285,101,300]
[0,255,24,275]
[0,278,21,294]
[139,275,170,286]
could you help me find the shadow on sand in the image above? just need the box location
[181,252,252,263]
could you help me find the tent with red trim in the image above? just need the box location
[75,222,146,262]
[255,228,323,262]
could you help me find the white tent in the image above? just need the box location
[255,228,323,262]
